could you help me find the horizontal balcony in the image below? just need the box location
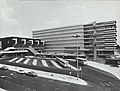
[45,45,85,48]
[84,44,116,47]
[84,23,116,29]
[84,40,116,44]
[96,36,116,39]
[84,32,116,37]
[87,54,113,56]
[46,41,84,45]
[45,38,84,43]
[104,43,116,45]
[96,27,116,32]
[33,25,83,35]
[84,36,116,40]
[86,49,115,51]
[44,48,87,51]
[84,27,116,33]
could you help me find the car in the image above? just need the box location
[17,70,25,74]
[110,64,119,67]
[26,71,37,77]
[0,66,9,70]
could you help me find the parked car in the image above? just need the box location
[110,64,119,67]
[0,66,9,70]
[26,71,37,77]
[17,70,25,74]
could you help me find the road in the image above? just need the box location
[0,57,120,91]
[81,66,120,91]
[68,60,120,91]
[0,68,106,91]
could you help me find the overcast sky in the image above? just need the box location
[0,0,120,44]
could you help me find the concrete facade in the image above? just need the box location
[0,36,44,52]
[33,21,117,59]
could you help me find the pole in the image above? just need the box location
[80,67,82,79]
[76,37,79,79]
[93,21,97,61]
[72,34,81,79]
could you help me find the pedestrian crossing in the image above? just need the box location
[32,59,37,66]
[41,60,48,67]
[23,59,30,64]
[9,57,18,62]
[50,60,62,69]
[16,58,24,63]
[8,57,77,70]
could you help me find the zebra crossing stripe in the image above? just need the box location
[41,60,48,67]
[50,60,62,69]
[23,59,30,64]
[16,58,24,63]
[9,57,18,62]
[32,59,37,65]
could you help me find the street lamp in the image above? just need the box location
[93,21,97,61]
[72,34,81,79]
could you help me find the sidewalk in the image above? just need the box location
[0,64,87,86]
[86,61,120,80]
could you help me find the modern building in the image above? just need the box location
[0,36,44,53]
[33,21,117,59]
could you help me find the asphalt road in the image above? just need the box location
[0,57,120,91]
[0,68,106,91]
[68,60,120,91]
[82,66,120,91]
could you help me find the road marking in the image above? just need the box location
[9,57,18,62]
[0,76,11,78]
[50,60,62,69]
[16,58,24,63]
[23,58,30,64]
[32,59,37,66]
[104,83,110,86]
[41,60,48,67]
[26,88,30,89]
[0,76,6,78]
[21,85,25,88]
[100,82,105,86]
[109,82,115,86]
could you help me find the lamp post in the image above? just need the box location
[93,21,97,61]
[72,34,81,79]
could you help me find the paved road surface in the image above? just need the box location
[82,66,120,91]
[0,69,106,91]
[0,57,120,91]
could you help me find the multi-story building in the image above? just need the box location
[83,21,117,59]
[33,21,117,59]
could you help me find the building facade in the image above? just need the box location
[0,36,44,52]
[33,21,117,59]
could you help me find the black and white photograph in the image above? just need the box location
[0,0,120,91]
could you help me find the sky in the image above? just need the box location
[0,0,120,44]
